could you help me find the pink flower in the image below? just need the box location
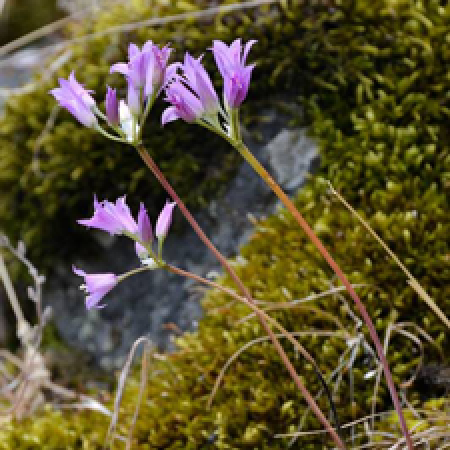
[211,39,257,109]
[162,81,204,124]
[182,53,219,114]
[77,195,138,235]
[50,71,97,127]
[73,266,117,309]
[111,41,173,97]
[135,203,153,258]
[161,52,219,125]
[105,86,119,126]
[155,201,176,239]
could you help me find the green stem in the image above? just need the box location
[231,108,241,142]
[138,91,158,141]
[135,145,346,449]
[95,124,127,143]
[233,140,413,450]
[118,266,152,282]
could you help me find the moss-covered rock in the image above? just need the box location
[0,0,449,448]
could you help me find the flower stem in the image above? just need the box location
[233,140,412,449]
[165,263,341,429]
[136,144,345,449]
[95,124,126,143]
[138,91,157,140]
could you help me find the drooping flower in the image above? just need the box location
[155,201,176,239]
[135,203,153,258]
[77,195,138,235]
[50,71,97,127]
[162,81,204,125]
[105,86,119,126]
[211,39,257,109]
[73,266,118,309]
[119,100,140,142]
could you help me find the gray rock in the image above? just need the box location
[265,128,319,192]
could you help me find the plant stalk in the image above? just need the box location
[233,141,412,449]
[164,263,341,430]
[137,144,345,449]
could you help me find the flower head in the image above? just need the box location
[105,86,119,126]
[73,266,117,309]
[155,201,176,239]
[50,71,97,127]
[135,203,153,258]
[211,39,256,109]
[77,195,138,235]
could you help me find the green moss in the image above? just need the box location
[1,0,449,448]
[0,0,63,45]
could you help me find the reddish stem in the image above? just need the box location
[137,145,345,449]
[234,141,412,449]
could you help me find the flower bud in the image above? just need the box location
[155,201,176,239]
[105,86,119,126]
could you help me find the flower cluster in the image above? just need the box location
[74,196,176,309]
[162,39,256,138]
[51,41,174,142]
[51,39,256,144]
[54,38,256,309]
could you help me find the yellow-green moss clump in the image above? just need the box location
[0,0,449,448]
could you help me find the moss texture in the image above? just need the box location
[0,0,449,448]
[0,0,63,45]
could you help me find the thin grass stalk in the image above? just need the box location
[233,141,413,449]
[328,181,449,329]
[137,145,345,448]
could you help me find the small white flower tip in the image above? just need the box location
[142,258,158,269]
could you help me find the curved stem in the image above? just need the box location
[136,145,345,449]
[95,124,127,143]
[233,141,412,449]
[165,265,311,355]
[328,181,449,329]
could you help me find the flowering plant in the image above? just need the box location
[51,37,413,449]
